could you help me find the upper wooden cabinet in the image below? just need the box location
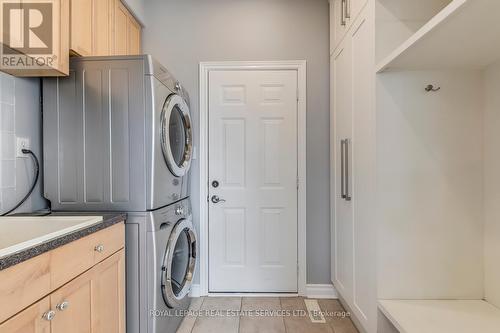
[70,0,93,56]
[92,0,113,56]
[0,0,141,77]
[113,0,142,55]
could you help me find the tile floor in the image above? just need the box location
[177,297,359,333]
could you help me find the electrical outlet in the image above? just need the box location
[16,137,30,158]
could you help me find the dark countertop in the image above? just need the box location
[0,212,126,271]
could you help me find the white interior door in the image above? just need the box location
[208,70,298,292]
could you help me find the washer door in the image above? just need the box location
[161,218,197,308]
[160,94,193,177]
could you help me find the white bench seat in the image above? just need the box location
[378,299,500,333]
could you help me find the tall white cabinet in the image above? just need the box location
[330,1,377,332]
[330,0,500,332]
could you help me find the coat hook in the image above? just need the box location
[425,84,441,92]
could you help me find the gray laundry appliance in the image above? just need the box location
[43,55,193,212]
[42,55,197,333]
[126,198,197,333]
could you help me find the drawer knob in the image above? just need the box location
[42,310,56,321]
[94,244,105,253]
[56,301,70,311]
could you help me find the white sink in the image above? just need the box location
[0,216,103,259]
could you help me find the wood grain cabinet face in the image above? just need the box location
[70,0,93,56]
[112,0,142,56]
[91,251,125,333]
[0,297,51,333]
[0,223,125,331]
[128,18,141,55]
[0,253,51,323]
[50,273,92,333]
[113,0,130,55]
[92,0,113,56]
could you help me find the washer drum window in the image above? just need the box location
[161,94,193,177]
[161,218,197,308]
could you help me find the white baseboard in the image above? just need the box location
[189,284,202,297]
[189,283,338,299]
[305,284,339,299]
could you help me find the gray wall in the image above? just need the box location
[0,73,45,214]
[143,0,331,284]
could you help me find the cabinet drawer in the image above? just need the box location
[0,253,51,324]
[51,223,124,289]
[92,223,125,264]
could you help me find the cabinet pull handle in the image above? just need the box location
[345,0,351,18]
[341,0,346,26]
[345,138,352,201]
[56,301,70,311]
[94,244,104,253]
[341,139,346,199]
[42,310,56,321]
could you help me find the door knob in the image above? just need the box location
[56,301,70,311]
[42,310,56,321]
[211,195,226,204]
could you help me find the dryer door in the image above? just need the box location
[161,218,197,308]
[161,94,193,177]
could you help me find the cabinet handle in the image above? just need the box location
[341,139,346,199]
[56,301,70,311]
[94,244,104,253]
[42,310,56,321]
[345,0,351,18]
[341,0,346,26]
[344,138,352,201]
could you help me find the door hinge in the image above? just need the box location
[296,177,299,189]
[297,88,300,102]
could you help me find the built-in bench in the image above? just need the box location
[378,300,500,333]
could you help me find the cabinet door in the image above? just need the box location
[0,297,51,333]
[349,0,368,24]
[332,34,354,303]
[50,272,92,333]
[91,250,125,333]
[92,0,113,56]
[128,17,141,55]
[329,0,334,54]
[332,0,350,52]
[350,8,376,332]
[70,0,93,56]
[113,0,129,55]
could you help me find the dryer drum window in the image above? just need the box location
[161,94,193,177]
[161,219,197,308]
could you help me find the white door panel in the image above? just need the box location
[333,36,354,302]
[209,70,298,292]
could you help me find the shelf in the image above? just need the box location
[376,0,500,72]
[379,300,500,333]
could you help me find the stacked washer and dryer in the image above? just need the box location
[43,55,197,333]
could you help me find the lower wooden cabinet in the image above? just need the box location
[0,250,125,333]
[90,251,125,333]
[0,298,51,333]
[0,222,125,333]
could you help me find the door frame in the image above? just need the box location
[198,61,307,296]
